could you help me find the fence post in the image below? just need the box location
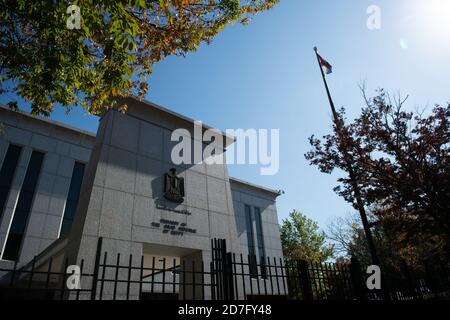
[297,260,313,301]
[349,256,366,301]
[225,252,235,300]
[90,236,103,300]
[401,259,421,300]
[212,238,235,300]
[423,259,437,299]
[9,260,17,287]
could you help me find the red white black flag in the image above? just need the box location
[315,49,333,74]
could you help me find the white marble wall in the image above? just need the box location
[0,101,284,298]
[0,107,95,266]
[230,181,285,297]
[69,104,241,265]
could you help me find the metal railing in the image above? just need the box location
[0,238,449,300]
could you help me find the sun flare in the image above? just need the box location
[420,0,450,34]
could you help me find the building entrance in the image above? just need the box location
[141,243,203,300]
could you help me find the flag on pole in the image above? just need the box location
[316,51,333,74]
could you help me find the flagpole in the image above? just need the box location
[313,47,381,267]
[313,47,339,120]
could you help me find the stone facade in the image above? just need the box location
[0,98,283,298]
[0,106,94,269]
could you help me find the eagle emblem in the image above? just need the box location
[164,168,184,203]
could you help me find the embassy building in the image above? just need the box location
[0,97,284,299]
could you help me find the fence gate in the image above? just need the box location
[211,239,234,300]
[1,236,448,300]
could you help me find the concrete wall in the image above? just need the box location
[230,180,284,297]
[65,99,240,260]
[230,181,282,260]
[0,100,284,298]
[61,100,241,299]
[0,106,95,266]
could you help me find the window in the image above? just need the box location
[254,207,267,278]
[59,162,85,238]
[2,150,44,261]
[244,205,267,279]
[0,144,22,222]
[244,204,258,278]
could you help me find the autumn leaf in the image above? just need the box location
[0,0,278,115]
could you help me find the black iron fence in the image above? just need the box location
[0,238,449,300]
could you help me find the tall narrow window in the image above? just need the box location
[245,204,258,278]
[59,161,85,238]
[0,144,22,222]
[2,150,44,261]
[254,207,267,278]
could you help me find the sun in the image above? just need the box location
[406,0,450,50]
[420,0,450,35]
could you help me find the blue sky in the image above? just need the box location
[2,0,450,231]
